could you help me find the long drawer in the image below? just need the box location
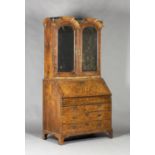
[62,120,111,134]
[62,96,111,107]
[62,110,111,123]
[62,103,111,114]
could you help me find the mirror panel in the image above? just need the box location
[58,26,74,72]
[82,27,97,71]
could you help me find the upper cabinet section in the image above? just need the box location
[43,16,103,78]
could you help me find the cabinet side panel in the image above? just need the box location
[51,81,61,133]
[43,80,51,131]
[44,20,54,79]
[43,80,61,134]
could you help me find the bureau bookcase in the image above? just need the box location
[43,16,113,144]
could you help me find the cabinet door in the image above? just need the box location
[58,26,74,72]
[82,27,97,72]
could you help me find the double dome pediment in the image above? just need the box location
[43,16,103,29]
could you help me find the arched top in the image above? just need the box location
[43,16,103,30]
[50,16,80,29]
[54,16,80,29]
[81,17,103,30]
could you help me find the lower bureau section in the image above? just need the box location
[62,120,111,134]
[43,77,113,144]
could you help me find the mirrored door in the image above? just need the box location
[58,26,74,72]
[82,27,97,72]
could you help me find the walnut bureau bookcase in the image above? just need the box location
[43,16,113,144]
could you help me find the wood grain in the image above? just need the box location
[43,17,112,144]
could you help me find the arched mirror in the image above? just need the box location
[58,26,74,72]
[82,27,97,71]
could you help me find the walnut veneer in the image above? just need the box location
[43,16,113,144]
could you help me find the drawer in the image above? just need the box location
[62,103,111,115]
[62,120,111,134]
[62,111,111,123]
[62,96,111,106]
[84,104,111,111]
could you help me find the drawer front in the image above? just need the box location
[62,120,111,134]
[62,103,111,114]
[84,104,111,111]
[62,96,111,106]
[62,110,111,123]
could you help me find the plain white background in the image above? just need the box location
[1,0,155,155]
